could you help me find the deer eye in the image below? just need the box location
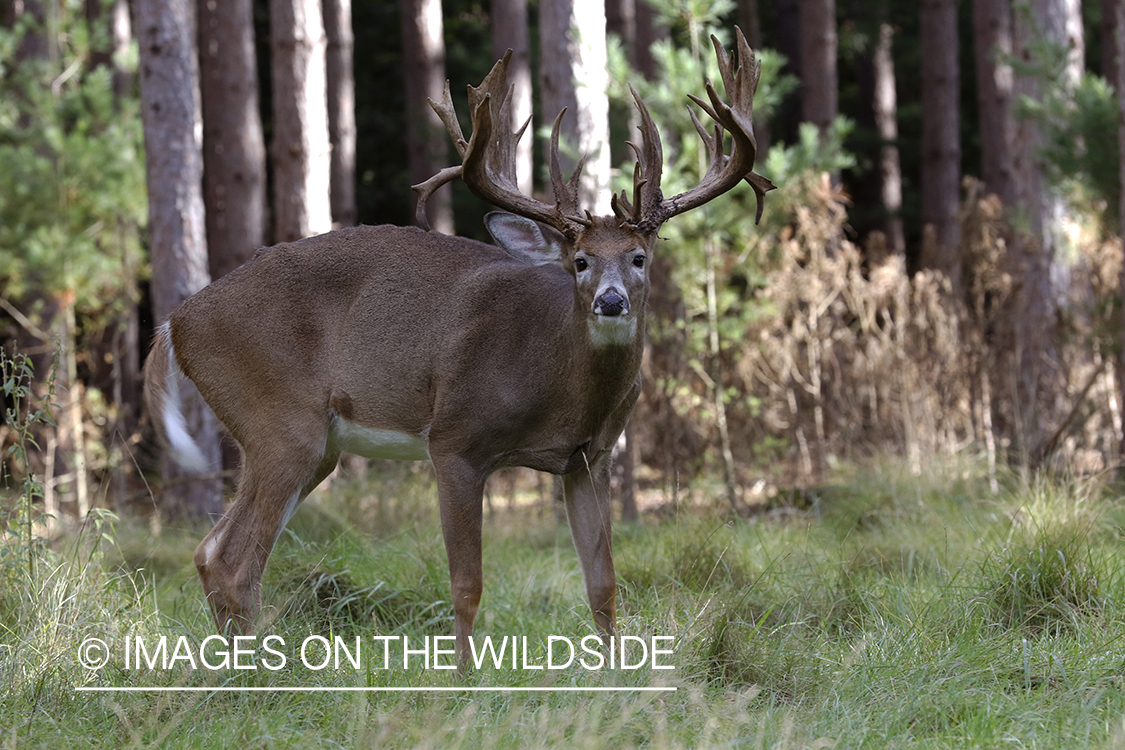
[574,257,589,272]
[632,255,646,268]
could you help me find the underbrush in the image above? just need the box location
[3,460,1125,748]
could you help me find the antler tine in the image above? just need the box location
[412,166,462,230]
[634,26,776,232]
[611,190,633,224]
[412,49,583,237]
[547,109,583,227]
[626,86,664,228]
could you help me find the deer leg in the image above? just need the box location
[563,456,617,641]
[431,454,485,665]
[194,437,340,635]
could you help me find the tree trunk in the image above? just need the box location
[973,0,1015,206]
[324,0,356,227]
[633,0,662,79]
[270,0,333,243]
[200,0,267,279]
[400,0,453,233]
[539,0,611,213]
[775,0,802,144]
[492,0,533,194]
[919,0,961,291]
[798,0,837,138]
[873,22,904,255]
[1105,0,1119,91]
[1117,0,1125,463]
[1009,0,1082,460]
[136,0,224,521]
[87,0,139,509]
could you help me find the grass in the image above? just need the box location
[4,459,1125,748]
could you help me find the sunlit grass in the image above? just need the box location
[4,459,1125,748]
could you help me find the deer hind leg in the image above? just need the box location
[194,432,340,635]
[563,456,617,641]
[431,454,485,665]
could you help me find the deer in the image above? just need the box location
[143,28,774,664]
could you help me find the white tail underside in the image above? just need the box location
[157,322,210,473]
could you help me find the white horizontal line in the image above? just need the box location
[75,686,676,693]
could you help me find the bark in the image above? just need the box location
[324,0,357,227]
[400,0,453,233]
[1117,0,1125,462]
[1105,0,1119,91]
[737,0,761,52]
[1009,0,1083,458]
[775,0,802,144]
[492,0,533,194]
[136,0,224,520]
[798,0,837,137]
[199,0,267,278]
[873,22,904,255]
[270,0,333,243]
[633,0,661,79]
[87,0,140,508]
[973,0,1015,206]
[539,0,612,213]
[919,0,962,290]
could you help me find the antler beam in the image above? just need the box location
[614,27,776,232]
[413,51,587,239]
[417,27,775,237]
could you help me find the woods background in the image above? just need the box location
[2,0,1123,524]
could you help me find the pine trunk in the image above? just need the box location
[200,0,267,278]
[1117,0,1125,463]
[400,0,453,233]
[539,0,611,213]
[919,0,961,290]
[972,0,1014,206]
[873,22,904,255]
[270,0,333,243]
[136,0,224,521]
[798,0,837,137]
[324,0,357,227]
[491,0,533,194]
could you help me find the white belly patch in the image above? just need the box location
[329,418,430,461]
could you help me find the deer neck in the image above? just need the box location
[572,301,644,398]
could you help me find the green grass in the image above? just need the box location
[5,460,1125,748]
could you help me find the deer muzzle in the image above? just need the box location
[593,288,629,317]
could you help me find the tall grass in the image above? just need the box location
[4,459,1125,748]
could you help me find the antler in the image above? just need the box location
[413,51,588,239]
[612,27,776,233]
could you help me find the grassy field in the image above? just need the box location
[4,460,1125,748]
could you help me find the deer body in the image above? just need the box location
[149,218,647,650]
[172,222,643,473]
[145,30,772,662]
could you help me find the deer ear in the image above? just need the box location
[484,212,565,266]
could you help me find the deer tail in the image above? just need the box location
[142,321,209,472]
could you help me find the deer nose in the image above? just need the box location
[593,288,628,317]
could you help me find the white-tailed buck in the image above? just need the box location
[144,28,774,662]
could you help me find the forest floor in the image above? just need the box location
[4,458,1125,748]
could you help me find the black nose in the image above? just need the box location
[594,288,627,316]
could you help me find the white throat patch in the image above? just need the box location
[587,316,637,348]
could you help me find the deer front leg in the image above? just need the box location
[563,455,617,642]
[432,454,485,666]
